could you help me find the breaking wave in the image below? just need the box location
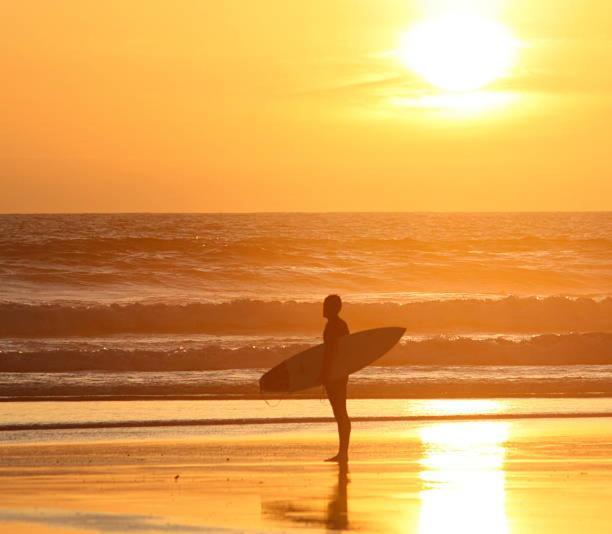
[1,332,611,372]
[1,296,611,337]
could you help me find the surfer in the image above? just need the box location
[260,295,403,463]
[321,294,351,464]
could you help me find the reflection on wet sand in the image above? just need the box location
[262,464,350,530]
[418,422,509,534]
[261,421,510,532]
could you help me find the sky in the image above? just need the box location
[2,0,612,212]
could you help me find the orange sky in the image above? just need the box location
[2,0,611,212]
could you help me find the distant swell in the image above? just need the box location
[2,297,612,337]
[3,235,612,258]
[1,333,611,372]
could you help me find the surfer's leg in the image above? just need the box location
[336,377,351,461]
[324,381,341,461]
[325,378,350,462]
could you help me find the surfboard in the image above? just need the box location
[259,327,405,393]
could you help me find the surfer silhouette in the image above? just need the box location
[321,294,351,464]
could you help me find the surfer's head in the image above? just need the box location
[323,294,342,318]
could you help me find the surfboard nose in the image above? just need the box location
[388,326,406,338]
[377,326,407,345]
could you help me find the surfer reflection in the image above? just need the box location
[326,463,349,529]
[261,464,349,530]
[321,294,351,464]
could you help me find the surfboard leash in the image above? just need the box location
[263,396,283,407]
[259,379,284,407]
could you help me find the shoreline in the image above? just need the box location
[1,411,612,433]
[2,390,612,402]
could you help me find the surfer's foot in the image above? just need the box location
[324,454,348,464]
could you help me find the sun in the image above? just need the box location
[399,14,518,92]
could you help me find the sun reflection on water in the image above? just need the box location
[418,422,510,534]
[415,399,503,416]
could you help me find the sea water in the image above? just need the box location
[0,213,610,403]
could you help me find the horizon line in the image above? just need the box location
[1,210,611,216]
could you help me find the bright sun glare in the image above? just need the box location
[399,14,518,92]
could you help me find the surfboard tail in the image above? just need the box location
[259,363,290,393]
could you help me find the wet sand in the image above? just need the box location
[0,417,610,533]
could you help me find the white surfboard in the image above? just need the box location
[259,327,405,393]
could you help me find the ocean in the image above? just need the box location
[1,212,611,404]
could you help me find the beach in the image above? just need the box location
[0,415,610,533]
